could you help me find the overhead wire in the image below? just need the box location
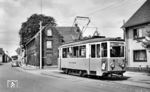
[85,0,127,17]
[82,0,143,36]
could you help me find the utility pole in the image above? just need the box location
[39,21,50,69]
[39,21,42,69]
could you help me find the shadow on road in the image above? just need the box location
[89,75,130,81]
[0,63,3,66]
[60,72,130,81]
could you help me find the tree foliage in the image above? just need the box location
[141,30,150,49]
[137,29,150,49]
[19,14,57,47]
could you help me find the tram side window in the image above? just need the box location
[69,47,73,57]
[62,48,67,58]
[73,46,79,57]
[79,45,86,58]
[97,44,100,57]
[101,43,107,57]
[91,45,96,58]
[91,44,100,58]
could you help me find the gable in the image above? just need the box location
[122,0,150,28]
[55,27,80,42]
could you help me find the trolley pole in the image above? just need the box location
[39,21,42,69]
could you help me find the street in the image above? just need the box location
[0,63,150,92]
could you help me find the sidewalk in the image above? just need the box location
[117,71,150,89]
[19,64,59,75]
[21,64,39,70]
[20,64,58,70]
[124,71,150,84]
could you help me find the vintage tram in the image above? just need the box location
[58,37,126,77]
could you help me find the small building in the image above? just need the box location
[25,26,81,67]
[0,48,10,63]
[0,48,4,63]
[122,0,150,71]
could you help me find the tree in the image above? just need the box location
[19,14,57,47]
[141,30,150,49]
[15,47,22,55]
[137,29,150,49]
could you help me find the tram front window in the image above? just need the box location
[110,42,124,57]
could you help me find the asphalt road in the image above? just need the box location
[0,63,149,92]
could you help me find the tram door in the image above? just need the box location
[58,48,61,69]
[89,44,101,75]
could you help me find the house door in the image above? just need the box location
[46,53,53,65]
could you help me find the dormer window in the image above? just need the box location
[47,29,52,36]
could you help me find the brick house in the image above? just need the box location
[25,25,80,67]
[122,0,150,71]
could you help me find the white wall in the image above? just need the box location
[126,26,150,68]
[0,54,2,63]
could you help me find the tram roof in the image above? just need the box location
[60,37,124,47]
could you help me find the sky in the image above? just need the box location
[0,0,147,56]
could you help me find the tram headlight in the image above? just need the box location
[101,60,107,71]
[120,64,125,69]
[102,62,106,71]
[110,63,115,70]
[120,60,126,69]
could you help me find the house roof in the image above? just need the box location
[122,0,150,28]
[25,26,81,46]
[55,27,80,42]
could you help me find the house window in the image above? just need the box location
[133,50,147,62]
[47,29,52,36]
[133,28,146,39]
[47,41,52,48]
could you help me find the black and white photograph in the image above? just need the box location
[0,0,150,92]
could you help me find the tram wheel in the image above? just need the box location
[102,73,108,78]
[110,74,113,78]
[120,73,124,78]
[79,71,84,77]
[65,69,69,74]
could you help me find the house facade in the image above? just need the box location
[122,0,150,71]
[0,48,10,63]
[0,48,4,63]
[25,25,80,67]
